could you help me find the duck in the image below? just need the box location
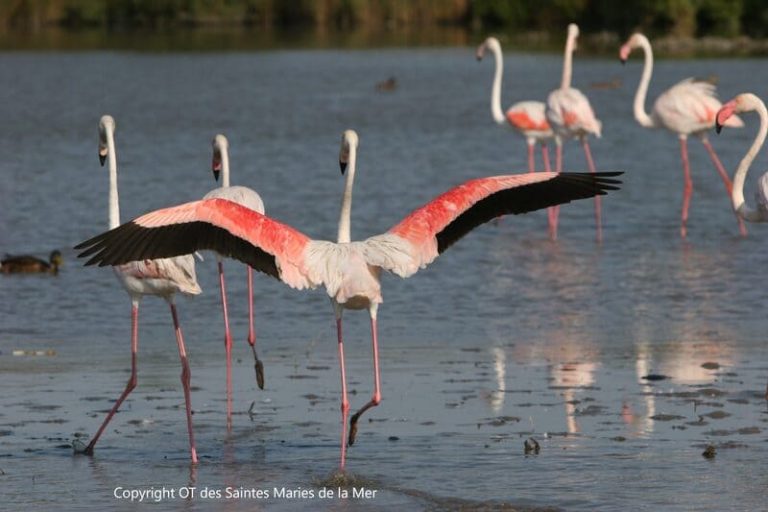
[1,250,62,274]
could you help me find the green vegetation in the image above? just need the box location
[1,0,767,51]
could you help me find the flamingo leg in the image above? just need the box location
[348,305,382,447]
[246,266,265,390]
[541,142,551,172]
[527,140,535,173]
[679,136,693,238]
[700,137,748,236]
[217,260,233,429]
[82,300,140,455]
[334,306,350,470]
[549,140,563,240]
[170,301,198,464]
[581,137,603,242]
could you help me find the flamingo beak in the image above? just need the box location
[715,101,736,134]
[212,157,221,182]
[99,154,106,166]
[339,161,347,175]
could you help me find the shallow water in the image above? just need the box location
[1,48,767,511]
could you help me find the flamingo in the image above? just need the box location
[716,93,768,400]
[76,129,622,468]
[75,115,202,463]
[476,36,553,175]
[715,93,768,225]
[620,32,747,238]
[203,134,266,427]
[546,23,604,241]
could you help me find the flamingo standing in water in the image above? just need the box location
[204,134,266,427]
[546,24,604,241]
[76,115,202,463]
[620,32,747,238]
[76,129,622,468]
[476,37,553,174]
[716,94,768,399]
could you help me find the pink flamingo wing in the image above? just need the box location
[76,198,316,290]
[383,172,621,274]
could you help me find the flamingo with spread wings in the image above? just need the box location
[620,32,747,238]
[76,130,621,468]
[76,115,202,463]
[204,134,266,427]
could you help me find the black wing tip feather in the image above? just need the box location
[435,171,624,254]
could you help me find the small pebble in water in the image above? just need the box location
[702,444,717,459]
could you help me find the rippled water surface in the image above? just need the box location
[1,48,767,511]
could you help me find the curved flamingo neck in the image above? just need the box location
[106,126,120,229]
[488,43,506,124]
[220,145,231,188]
[560,33,576,89]
[732,94,768,221]
[337,146,356,243]
[631,36,655,128]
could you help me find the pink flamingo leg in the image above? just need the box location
[170,301,198,464]
[217,261,233,428]
[581,137,603,242]
[679,137,693,238]
[348,309,382,447]
[527,141,535,173]
[541,142,551,172]
[83,301,140,455]
[700,137,748,236]
[335,313,350,470]
[549,141,563,240]
[247,266,265,390]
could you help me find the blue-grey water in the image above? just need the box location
[1,48,767,511]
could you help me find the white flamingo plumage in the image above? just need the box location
[476,36,554,173]
[76,115,202,463]
[546,24,604,241]
[620,32,747,238]
[76,129,622,468]
[203,134,266,427]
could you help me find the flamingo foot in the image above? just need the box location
[252,344,265,390]
[348,414,360,446]
[72,439,93,455]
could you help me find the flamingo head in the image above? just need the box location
[716,93,756,133]
[476,37,500,61]
[619,33,646,64]
[567,23,579,50]
[339,129,359,175]
[49,250,63,268]
[211,133,228,182]
[98,115,115,166]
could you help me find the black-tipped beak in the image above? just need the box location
[620,57,626,65]
[212,169,220,182]
[715,122,723,134]
[339,161,347,175]
[99,154,106,166]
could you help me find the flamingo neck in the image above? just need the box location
[489,44,506,125]
[732,95,768,221]
[107,126,120,229]
[560,34,575,89]
[337,149,356,244]
[632,37,655,128]
[221,146,231,188]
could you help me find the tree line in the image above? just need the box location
[2,0,766,38]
